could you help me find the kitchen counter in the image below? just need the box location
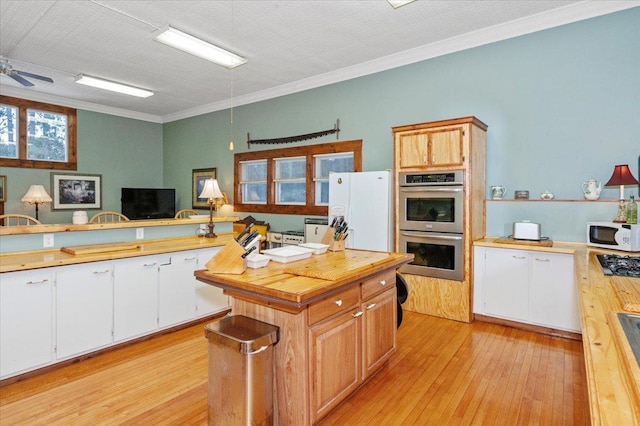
[0,234,236,273]
[196,249,413,425]
[475,238,640,425]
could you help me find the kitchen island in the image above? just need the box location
[195,249,413,425]
[475,238,640,425]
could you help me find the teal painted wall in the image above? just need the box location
[163,8,640,240]
[1,110,163,224]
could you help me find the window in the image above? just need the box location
[234,140,362,215]
[0,95,77,170]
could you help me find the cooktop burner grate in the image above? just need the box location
[597,254,640,278]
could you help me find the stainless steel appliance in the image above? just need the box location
[616,312,640,367]
[597,254,640,278]
[399,171,464,234]
[587,222,640,252]
[398,171,465,280]
[304,218,328,244]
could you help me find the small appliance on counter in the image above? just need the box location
[587,222,640,252]
[513,220,544,241]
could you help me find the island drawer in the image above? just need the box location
[308,285,360,325]
[361,270,395,301]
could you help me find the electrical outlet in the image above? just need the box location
[43,234,54,248]
[136,228,144,239]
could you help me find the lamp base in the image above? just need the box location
[204,222,217,238]
[613,199,627,223]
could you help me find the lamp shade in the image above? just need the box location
[198,178,223,200]
[21,185,52,204]
[605,164,640,187]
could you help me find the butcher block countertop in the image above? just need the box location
[476,238,640,425]
[0,234,236,273]
[195,249,413,309]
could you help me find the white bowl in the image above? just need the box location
[246,253,271,269]
[298,243,330,255]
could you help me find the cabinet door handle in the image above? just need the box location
[92,269,110,274]
[335,299,343,307]
[512,255,526,259]
[26,279,49,285]
[535,258,550,262]
[379,279,386,286]
[366,303,377,310]
[183,256,197,261]
[143,262,158,267]
[353,311,364,318]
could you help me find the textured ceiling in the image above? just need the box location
[0,1,636,122]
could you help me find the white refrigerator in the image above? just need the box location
[328,170,394,252]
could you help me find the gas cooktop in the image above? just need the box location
[597,254,640,278]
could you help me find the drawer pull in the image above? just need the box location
[183,256,197,261]
[92,269,110,275]
[335,299,343,307]
[366,303,377,310]
[353,311,364,318]
[143,262,158,267]
[26,279,49,285]
[512,255,526,259]
[535,258,550,262]
[380,279,386,286]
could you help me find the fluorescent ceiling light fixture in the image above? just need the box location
[387,0,417,8]
[75,74,154,98]
[153,26,247,69]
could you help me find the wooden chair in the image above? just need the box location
[89,211,130,223]
[174,209,198,219]
[0,214,41,226]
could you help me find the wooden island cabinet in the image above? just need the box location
[195,249,412,425]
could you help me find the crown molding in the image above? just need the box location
[3,1,638,124]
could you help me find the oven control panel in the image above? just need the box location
[401,170,463,185]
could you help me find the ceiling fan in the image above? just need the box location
[0,56,53,87]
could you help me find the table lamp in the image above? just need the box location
[605,164,639,222]
[21,185,52,220]
[198,178,224,238]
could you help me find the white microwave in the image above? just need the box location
[587,222,640,252]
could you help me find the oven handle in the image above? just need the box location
[400,187,463,193]
[400,231,463,241]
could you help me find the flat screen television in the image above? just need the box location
[121,188,176,220]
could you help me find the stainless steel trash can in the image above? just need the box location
[205,315,280,426]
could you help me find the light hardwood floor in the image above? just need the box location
[0,311,589,425]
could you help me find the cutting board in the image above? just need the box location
[611,277,640,313]
[61,242,141,255]
[283,251,391,281]
[494,237,553,247]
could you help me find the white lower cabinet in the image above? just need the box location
[158,252,198,327]
[474,246,580,333]
[195,248,229,317]
[56,261,114,359]
[0,269,54,378]
[113,256,159,341]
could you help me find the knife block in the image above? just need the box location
[321,227,345,252]
[205,240,247,274]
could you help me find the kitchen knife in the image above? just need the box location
[235,224,253,242]
[241,245,257,258]
[240,230,259,247]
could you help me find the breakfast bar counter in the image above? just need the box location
[195,249,413,425]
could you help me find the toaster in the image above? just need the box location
[513,221,541,241]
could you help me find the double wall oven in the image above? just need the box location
[398,171,464,281]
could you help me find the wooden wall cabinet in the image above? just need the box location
[393,116,487,323]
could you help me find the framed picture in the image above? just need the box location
[192,168,217,209]
[51,172,102,210]
[0,175,5,202]
[514,190,530,200]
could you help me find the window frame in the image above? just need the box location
[0,95,77,170]
[234,140,362,215]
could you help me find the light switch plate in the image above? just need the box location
[136,228,144,239]
[43,234,54,248]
